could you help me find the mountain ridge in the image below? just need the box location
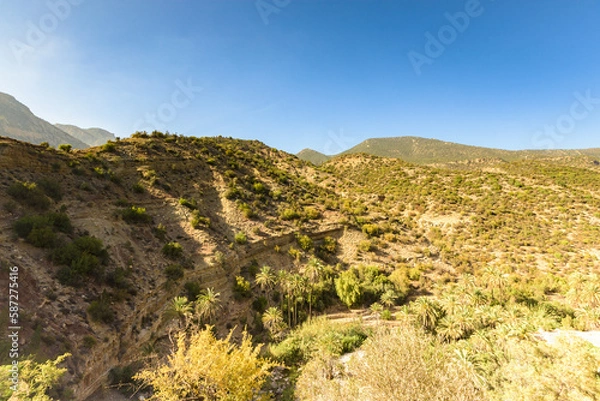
[0,92,89,149]
[55,124,116,147]
[297,136,600,165]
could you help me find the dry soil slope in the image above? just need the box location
[0,134,343,400]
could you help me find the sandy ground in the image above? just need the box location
[535,330,600,347]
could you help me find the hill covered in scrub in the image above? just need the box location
[298,135,600,166]
[296,148,331,166]
[1,132,600,400]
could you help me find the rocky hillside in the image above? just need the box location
[0,133,353,400]
[1,133,600,400]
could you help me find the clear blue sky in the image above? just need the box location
[1,0,599,154]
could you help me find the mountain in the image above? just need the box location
[296,148,331,165]
[55,124,116,147]
[0,92,88,149]
[298,136,600,165]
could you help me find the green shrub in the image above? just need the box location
[234,232,247,244]
[238,202,256,219]
[26,226,57,248]
[87,299,114,324]
[184,281,202,301]
[296,234,313,252]
[82,335,97,349]
[179,197,198,210]
[153,223,167,240]
[224,185,242,200]
[162,242,183,259]
[362,223,381,237]
[252,296,268,313]
[101,141,117,153]
[50,212,73,234]
[280,208,300,221]
[234,276,251,298]
[121,206,152,223]
[71,253,101,277]
[13,212,73,246]
[73,236,108,260]
[253,182,266,194]
[14,214,52,238]
[335,270,361,308]
[358,240,373,252]
[58,144,72,153]
[106,267,130,289]
[132,182,145,194]
[53,236,108,285]
[320,236,337,253]
[389,267,411,296]
[108,364,138,388]
[288,247,302,260]
[304,206,321,220]
[381,309,393,320]
[269,318,369,366]
[37,178,63,201]
[408,268,421,281]
[191,211,211,228]
[165,264,184,281]
[7,182,51,210]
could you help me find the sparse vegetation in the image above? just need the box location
[120,205,152,223]
[7,181,51,210]
[2,134,600,400]
[234,231,247,244]
[162,241,183,259]
[164,264,184,281]
[88,296,115,324]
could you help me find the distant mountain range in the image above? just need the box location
[298,136,600,165]
[0,92,115,149]
[55,124,116,147]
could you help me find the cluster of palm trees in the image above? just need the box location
[164,287,222,331]
[255,258,326,338]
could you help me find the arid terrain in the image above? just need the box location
[1,132,600,400]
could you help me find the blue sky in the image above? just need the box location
[1,0,599,154]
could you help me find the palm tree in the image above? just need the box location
[262,307,286,339]
[482,266,508,303]
[370,302,384,320]
[410,297,442,332]
[164,296,192,330]
[196,288,221,324]
[276,270,293,326]
[439,293,462,316]
[255,265,276,292]
[567,274,600,309]
[290,273,307,327]
[300,258,324,319]
[380,289,398,309]
[437,316,465,342]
